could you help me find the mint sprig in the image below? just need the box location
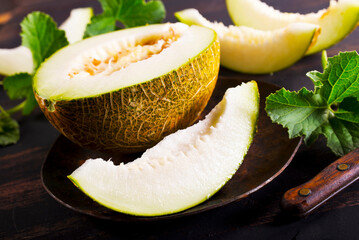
[266,51,359,156]
[0,12,68,146]
[85,0,166,38]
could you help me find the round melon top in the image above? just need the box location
[34,23,217,100]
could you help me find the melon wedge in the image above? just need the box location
[226,0,359,55]
[34,23,220,153]
[68,81,259,216]
[59,7,93,44]
[175,9,319,74]
[0,7,93,76]
[0,46,33,75]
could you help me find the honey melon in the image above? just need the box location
[34,23,220,153]
[226,0,359,55]
[69,81,259,216]
[175,9,319,74]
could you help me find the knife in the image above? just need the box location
[281,148,359,217]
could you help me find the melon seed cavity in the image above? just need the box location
[68,28,180,79]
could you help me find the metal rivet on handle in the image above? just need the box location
[337,163,350,171]
[299,188,311,197]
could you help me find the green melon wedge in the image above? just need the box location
[68,81,259,216]
[226,0,359,55]
[0,7,93,76]
[175,9,319,74]
[34,23,220,153]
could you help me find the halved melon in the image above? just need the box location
[34,23,220,153]
[226,0,359,55]
[68,81,259,216]
[175,9,319,74]
[0,7,93,76]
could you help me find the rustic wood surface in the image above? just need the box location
[1,0,359,239]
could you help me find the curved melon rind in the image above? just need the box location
[68,81,259,216]
[175,9,319,74]
[226,0,359,55]
[34,25,220,153]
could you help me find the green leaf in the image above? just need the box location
[20,11,69,70]
[85,0,165,37]
[0,112,20,146]
[84,14,116,38]
[2,73,38,116]
[265,88,328,141]
[335,97,359,123]
[3,73,33,100]
[266,51,359,156]
[321,118,359,156]
[306,70,323,92]
[319,51,359,105]
[115,0,166,28]
[22,91,38,116]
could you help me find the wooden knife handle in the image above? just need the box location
[281,148,359,217]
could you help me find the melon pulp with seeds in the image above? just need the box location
[68,81,260,216]
[34,23,220,153]
[226,0,359,55]
[0,7,93,76]
[175,9,319,74]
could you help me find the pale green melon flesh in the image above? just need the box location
[34,23,216,100]
[60,7,93,44]
[175,9,318,74]
[69,81,259,216]
[0,46,33,75]
[226,0,359,55]
[0,7,93,76]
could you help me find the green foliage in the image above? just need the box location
[85,0,165,37]
[1,12,69,146]
[266,51,359,156]
[0,108,20,146]
[20,12,69,70]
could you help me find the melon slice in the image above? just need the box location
[59,7,93,44]
[0,7,93,76]
[175,9,319,74]
[0,46,33,75]
[226,0,359,55]
[34,23,220,152]
[68,81,259,216]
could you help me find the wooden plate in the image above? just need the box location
[41,77,301,221]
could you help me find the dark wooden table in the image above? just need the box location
[1,0,358,239]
